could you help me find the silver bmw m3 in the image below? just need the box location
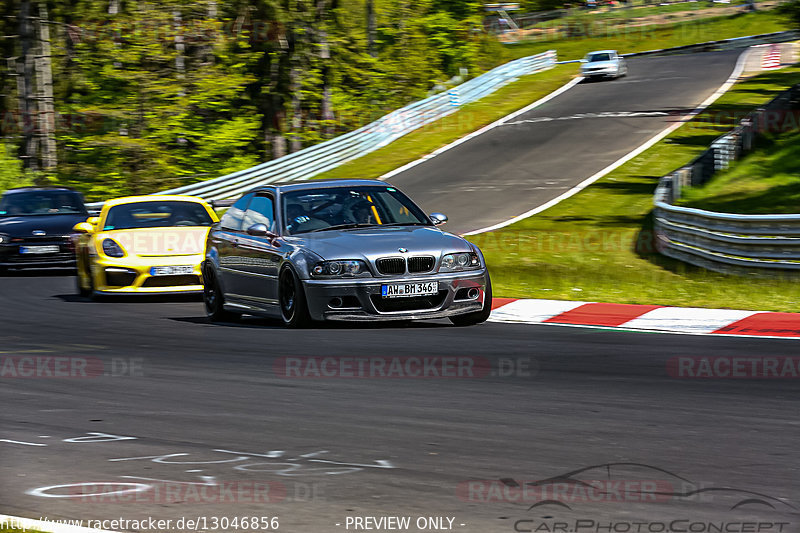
[202,180,491,327]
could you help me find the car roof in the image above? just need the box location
[103,194,212,209]
[587,50,617,55]
[3,186,80,195]
[254,179,389,194]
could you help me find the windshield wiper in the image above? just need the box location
[308,223,377,233]
[379,222,428,227]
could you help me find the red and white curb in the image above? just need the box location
[489,299,800,339]
[761,44,782,70]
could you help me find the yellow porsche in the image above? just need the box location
[73,195,219,297]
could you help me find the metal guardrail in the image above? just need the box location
[148,50,557,203]
[654,84,800,276]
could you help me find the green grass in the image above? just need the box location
[677,127,800,214]
[468,66,800,312]
[505,9,789,61]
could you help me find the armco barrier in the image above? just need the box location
[654,84,800,276]
[152,51,557,202]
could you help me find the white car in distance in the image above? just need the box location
[580,50,628,80]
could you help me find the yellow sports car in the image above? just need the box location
[73,195,219,297]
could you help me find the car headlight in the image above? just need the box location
[0,233,9,244]
[439,252,481,272]
[101,238,126,258]
[311,260,371,277]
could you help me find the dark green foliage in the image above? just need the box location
[778,0,800,28]
[0,0,505,199]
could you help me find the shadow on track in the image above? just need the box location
[0,267,74,278]
[53,292,202,304]
[168,315,451,330]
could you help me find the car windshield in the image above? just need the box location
[282,186,432,235]
[0,191,86,216]
[588,53,612,62]
[103,201,214,230]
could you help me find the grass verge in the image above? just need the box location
[677,126,800,214]
[468,65,800,312]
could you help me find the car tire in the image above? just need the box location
[279,266,311,328]
[204,265,239,323]
[76,259,94,298]
[449,274,493,327]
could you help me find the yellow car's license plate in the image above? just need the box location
[150,265,194,276]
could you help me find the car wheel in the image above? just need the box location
[449,274,493,327]
[279,266,311,328]
[204,265,239,322]
[76,257,94,298]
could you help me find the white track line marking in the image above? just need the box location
[464,48,751,236]
[0,439,47,446]
[379,77,582,181]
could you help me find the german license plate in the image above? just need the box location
[381,281,438,298]
[150,265,194,276]
[19,245,60,255]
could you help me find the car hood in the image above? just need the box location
[286,226,474,260]
[582,60,618,69]
[99,227,209,257]
[0,213,89,238]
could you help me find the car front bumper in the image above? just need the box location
[302,270,489,322]
[91,254,204,294]
[0,241,75,268]
[581,69,618,78]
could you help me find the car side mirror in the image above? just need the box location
[429,213,448,226]
[246,223,279,243]
[580,58,588,63]
[87,216,100,226]
[73,222,94,233]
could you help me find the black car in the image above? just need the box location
[0,187,89,270]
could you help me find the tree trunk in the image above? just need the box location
[18,0,38,171]
[35,2,56,171]
[289,61,302,153]
[366,0,376,58]
[315,0,333,138]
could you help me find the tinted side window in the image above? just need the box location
[242,195,275,232]
[219,193,253,231]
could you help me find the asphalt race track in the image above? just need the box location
[2,49,799,533]
[389,50,743,234]
[1,273,798,532]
